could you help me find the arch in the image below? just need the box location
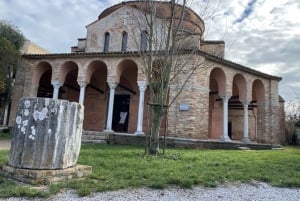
[32,62,52,85]
[60,61,78,83]
[252,79,265,103]
[85,60,108,83]
[59,61,79,101]
[113,59,139,133]
[104,32,110,53]
[209,67,226,96]
[229,74,248,141]
[33,62,53,97]
[208,67,226,139]
[83,60,108,131]
[232,73,247,102]
[121,31,128,52]
[116,59,138,85]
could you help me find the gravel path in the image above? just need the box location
[0,140,10,150]
[2,182,300,201]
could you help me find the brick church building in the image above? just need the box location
[10,1,285,144]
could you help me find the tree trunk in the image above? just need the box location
[149,105,164,155]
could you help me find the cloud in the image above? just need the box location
[234,0,257,24]
[1,0,299,101]
[0,0,120,53]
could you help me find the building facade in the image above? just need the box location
[10,1,285,144]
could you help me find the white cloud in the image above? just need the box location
[1,0,299,101]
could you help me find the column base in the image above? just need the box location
[219,136,231,142]
[103,129,114,134]
[134,131,145,135]
[242,138,251,143]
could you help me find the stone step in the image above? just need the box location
[82,131,106,136]
[81,135,107,141]
[81,139,106,144]
[237,146,251,150]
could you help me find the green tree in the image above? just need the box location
[0,20,25,125]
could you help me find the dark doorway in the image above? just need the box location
[228,121,232,139]
[112,95,130,132]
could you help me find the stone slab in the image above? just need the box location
[9,98,84,169]
[1,164,92,185]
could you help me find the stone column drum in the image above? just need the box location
[8,97,84,169]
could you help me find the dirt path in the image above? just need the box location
[0,140,11,150]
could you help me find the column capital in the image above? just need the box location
[220,95,231,101]
[137,81,148,91]
[78,81,88,88]
[107,81,118,89]
[242,100,250,105]
[51,80,63,87]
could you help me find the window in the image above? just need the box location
[140,30,148,51]
[121,31,128,52]
[104,32,110,52]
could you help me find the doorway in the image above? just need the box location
[228,121,232,139]
[112,95,130,132]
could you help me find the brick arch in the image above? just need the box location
[85,60,107,83]
[232,73,247,102]
[59,61,79,102]
[83,60,108,132]
[59,61,79,83]
[32,62,53,97]
[32,61,52,85]
[116,59,138,87]
[252,79,265,103]
[209,67,226,96]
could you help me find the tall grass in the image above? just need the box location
[0,144,299,198]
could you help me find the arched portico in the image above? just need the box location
[32,62,53,98]
[228,74,248,141]
[110,59,139,133]
[58,61,80,102]
[83,60,108,131]
[208,67,227,139]
[252,79,266,142]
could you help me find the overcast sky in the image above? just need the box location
[0,0,299,101]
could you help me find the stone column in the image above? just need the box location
[135,81,147,135]
[78,81,88,105]
[220,95,231,141]
[51,80,63,99]
[242,101,250,143]
[104,82,117,132]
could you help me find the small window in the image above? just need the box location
[121,31,128,52]
[104,32,110,52]
[140,30,148,51]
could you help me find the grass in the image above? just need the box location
[0,131,11,140]
[0,144,300,198]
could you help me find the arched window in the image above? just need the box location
[104,32,110,53]
[140,30,148,51]
[121,31,128,52]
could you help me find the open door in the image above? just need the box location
[112,95,130,132]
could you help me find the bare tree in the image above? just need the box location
[129,0,206,154]
[285,90,300,144]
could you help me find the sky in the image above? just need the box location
[0,0,299,101]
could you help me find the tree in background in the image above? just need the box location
[285,91,300,144]
[0,20,25,125]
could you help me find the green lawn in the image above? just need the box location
[0,144,300,198]
[0,132,11,140]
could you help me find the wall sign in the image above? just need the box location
[179,103,189,111]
